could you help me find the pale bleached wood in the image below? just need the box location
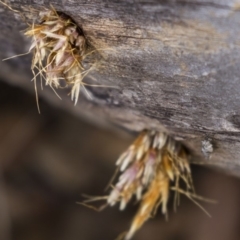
[1,0,240,176]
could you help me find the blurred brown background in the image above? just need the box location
[0,80,240,240]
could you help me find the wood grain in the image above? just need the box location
[1,0,240,176]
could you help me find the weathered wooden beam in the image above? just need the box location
[1,0,240,177]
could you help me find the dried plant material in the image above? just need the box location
[84,130,213,240]
[0,0,19,13]
[108,130,194,239]
[1,1,96,111]
[24,8,89,107]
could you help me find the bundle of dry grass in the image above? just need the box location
[107,130,194,239]
[82,130,210,240]
[24,7,88,106]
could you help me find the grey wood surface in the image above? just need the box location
[1,0,240,177]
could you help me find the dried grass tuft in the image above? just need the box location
[24,7,90,110]
[84,130,213,240]
[1,1,97,111]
